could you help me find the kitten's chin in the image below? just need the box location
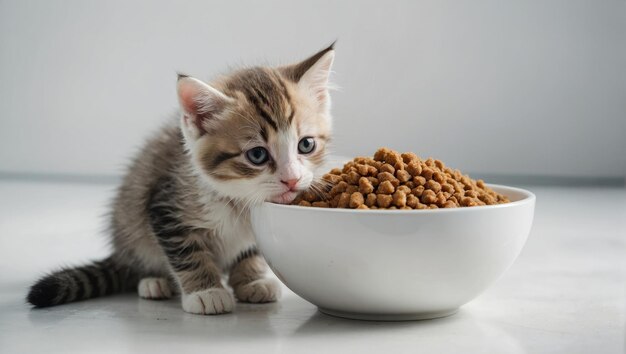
[270,191,299,204]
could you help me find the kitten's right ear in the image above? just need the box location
[177,74,232,138]
[280,43,335,112]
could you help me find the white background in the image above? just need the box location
[1,0,625,178]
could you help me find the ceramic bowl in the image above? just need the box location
[251,184,535,321]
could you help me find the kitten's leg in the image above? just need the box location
[138,277,173,300]
[176,258,234,315]
[149,188,234,314]
[157,234,235,315]
[229,254,281,303]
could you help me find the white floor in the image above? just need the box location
[0,180,624,354]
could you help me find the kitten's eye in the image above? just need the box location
[245,147,270,165]
[298,137,316,154]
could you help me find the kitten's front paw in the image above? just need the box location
[234,278,282,303]
[138,277,172,300]
[182,288,234,315]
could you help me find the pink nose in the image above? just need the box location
[281,178,300,191]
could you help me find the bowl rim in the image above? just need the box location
[262,184,536,214]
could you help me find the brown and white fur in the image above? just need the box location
[27,44,335,315]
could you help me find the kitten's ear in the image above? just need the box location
[281,43,335,110]
[177,74,232,138]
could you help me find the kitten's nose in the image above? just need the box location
[281,178,300,191]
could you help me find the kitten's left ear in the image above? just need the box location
[281,43,335,111]
[177,74,232,139]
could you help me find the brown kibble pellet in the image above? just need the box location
[384,152,403,167]
[377,194,393,208]
[377,180,395,194]
[465,190,478,198]
[401,152,419,164]
[359,177,374,194]
[356,164,369,176]
[293,147,509,209]
[412,185,425,197]
[442,183,454,193]
[393,190,407,207]
[460,197,474,207]
[413,176,426,186]
[406,162,422,177]
[433,172,445,183]
[422,167,434,180]
[397,185,411,194]
[338,193,351,208]
[407,194,419,208]
[367,176,380,187]
[396,169,411,183]
[301,191,317,202]
[323,173,343,184]
[479,194,494,204]
[426,180,442,193]
[377,172,399,187]
[349,192,365,208]
[330,181,348,195]
[436,192,447,205]
[444,201,457,208]
[346,185,359,194]
[380,163,395,174]
[421,189,437,204]
[347,171,361,184]
[373,147,391,162]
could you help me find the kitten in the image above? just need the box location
[27,44,335,315]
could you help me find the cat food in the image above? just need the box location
[293,147,510,210]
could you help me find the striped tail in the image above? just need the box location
[27,256,138,308]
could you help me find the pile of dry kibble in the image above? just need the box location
[293,147,510,210]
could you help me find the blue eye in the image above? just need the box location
[245,147,270,165]
[298,137,316,154]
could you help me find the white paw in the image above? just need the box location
[182,288,235,315]
[235,278,282,303]
[138,277,172,299]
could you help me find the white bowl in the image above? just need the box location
[251,185,535,321]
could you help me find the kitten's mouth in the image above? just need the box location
[271,190,299,204]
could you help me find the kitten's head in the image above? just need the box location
[177,44,335,205]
